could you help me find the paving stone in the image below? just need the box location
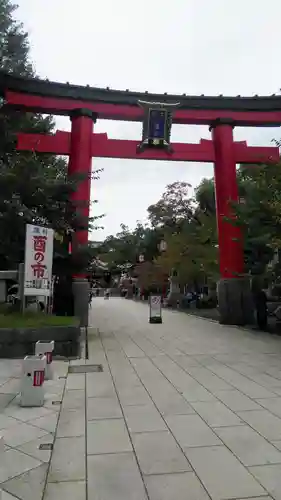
[86,373,116,398]
[208,365,278,398]
[62,389,85,409]
[87,452,147,500]
[87,299,281,498]
[56,408,85,437]
[272,440,281,451]
[191,401,244,427]
[1,463,47,500]
[248,372,281,388]
[0,394,15,409]
[0,415,19,431]
[1,491,19,499]
[271,387,281,396]
[4,406,55,423]
[48,436,85,482]
[165,414,221,448]
[229,498,271,500]
[0,448,41,484]
[28,413,58,433]
[180,386,215,402]
[86,397,122,420]
[44,380,65,396]
[215,389,263,411]
[250,464,281,500]
[66,374,85,390]
[123,404,167,433]
[117,384,152,406]
[1,421,47,447]
[171,355,202,369]
[155,394,196,416]
[145,472,210,500]
[44,481,86,500]
[121,343,146,358]
[132,431,191,475]
[17,434,54,463]
[215,425,281,466]
[0,380,19,395]
[87,419,132,455]
[185,445,266,499]
[151,356,215,402]
[256,397,281,418]
[238,410,281,441]
[180,366,234,392]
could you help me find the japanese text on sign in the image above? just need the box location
[24,224,54,296]
[150,295,161,318]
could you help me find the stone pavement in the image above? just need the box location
[0,359,69,499]
[3,297,281,499]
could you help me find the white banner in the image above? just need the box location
[24,224,54,297]
[150,295,162,318]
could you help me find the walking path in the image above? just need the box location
[3,297,281,498]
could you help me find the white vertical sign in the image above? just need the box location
[149,295,162,323]
[150,296,161,318]
[24,224,54,297]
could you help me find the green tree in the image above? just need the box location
[148,181,219,286]
[0,0,103,273]
[195,164,281,277]
[235,163,281,276]
[147,181,194,231]
[98,222,161,270]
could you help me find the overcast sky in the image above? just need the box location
[15,0,281,240]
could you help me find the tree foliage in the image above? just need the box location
[0,0,103,273]
[235,164,281,276]
[100,181,219,289]
[100,161,281,290]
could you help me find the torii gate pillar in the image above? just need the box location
[69,109,97,327]
[69,108,97,247]
[211,119,254,325]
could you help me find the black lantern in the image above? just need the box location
[137,100,180,153]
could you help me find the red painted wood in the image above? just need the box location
[7,90,281,126]
[17,131,70,155]
[212,124,244,278]
[234,143,279,164]
[17,132,279,164]
[68,114,93,246]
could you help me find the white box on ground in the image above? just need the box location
[20,355,46,407]
[35,340,54,380]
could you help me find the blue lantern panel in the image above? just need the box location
[148,109,166,140]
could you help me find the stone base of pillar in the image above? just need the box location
[217,277,254,326]
[72,278,89,327]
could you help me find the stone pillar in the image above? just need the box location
[211,118,254,325]
[72,277,90,327]
[167,269,182,307]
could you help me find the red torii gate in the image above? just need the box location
[1,73,280,325]
[17,125,279,280]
